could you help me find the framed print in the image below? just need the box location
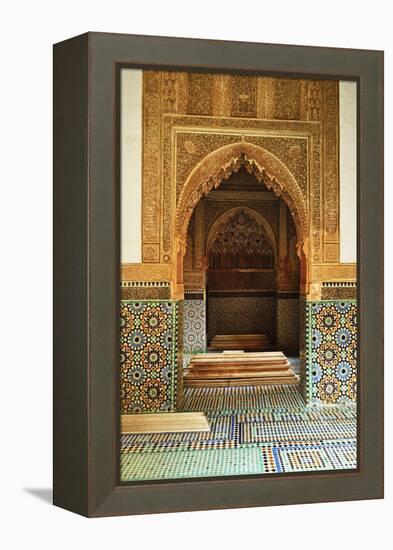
[53,32,384,516]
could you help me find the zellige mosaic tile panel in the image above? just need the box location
[120,300,179,413]
[183,299,206,355]
[308,300,357,404]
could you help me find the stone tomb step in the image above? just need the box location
[188,352,289,370]
[184,351,299,388]
[190,351,287,366]
[230,336,269,341]
[121,412,210,434]
[211,334,270,340]
[186,369,291,379]
[209,333,271,350]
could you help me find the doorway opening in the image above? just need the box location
[182,166,300,387]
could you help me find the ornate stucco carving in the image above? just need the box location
[206,206,277,268]
[205,198,279,242]
[176,142,308,250]
[187,73,213,115]
[136,72,342,292]
[307,80,323,121]
[142,71,162,261]
[230,75,257,118]
[273,78,300,120]
[322,81,340,260]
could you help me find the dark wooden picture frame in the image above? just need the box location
[53,32,383,517]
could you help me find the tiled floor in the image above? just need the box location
[121,384,357,482]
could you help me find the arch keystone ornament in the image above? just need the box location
[173,142,309,296]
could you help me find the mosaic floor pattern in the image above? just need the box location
[121,385,357,481]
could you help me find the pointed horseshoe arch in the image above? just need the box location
[173,142,309,293]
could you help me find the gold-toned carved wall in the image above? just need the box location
[121,71,353,295]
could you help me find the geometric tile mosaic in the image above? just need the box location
[121,447,266,480]
[179,384,307,414]
[271,441,357,473]
[207,296,275,343]
[299,297,308,401]
[183,299,206,355]
[276,298,299,352]
[120,300,179,413]
[121,408,356,453]
[120,385,357,481]
[307,300,357,404]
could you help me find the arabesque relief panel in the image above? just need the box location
[166,121,319,267]
[135,72,344,290]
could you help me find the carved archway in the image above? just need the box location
[173,142,309,295]
[205,206,278,268]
